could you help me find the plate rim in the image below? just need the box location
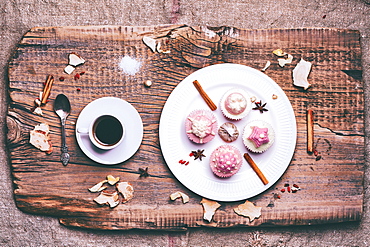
[159,63,297,201]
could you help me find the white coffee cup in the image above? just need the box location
[77,114,125,150]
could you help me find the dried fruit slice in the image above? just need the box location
[68,52,85,66]
[107,175,120,185]
[143,36,157,52]
[261,61,271,72]
[200,198,221,222]
[116,182,134,203]
[234,200,262,222]
[94,191,119,208]
[170,191,190,203]
[64,65,75,75]
[272,49,287,56]
[29,123,52,153]
[88,180,108,192]
[293,58,312,90]
[278,54,293,67]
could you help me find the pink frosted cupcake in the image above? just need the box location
[220,88,251,120]
[210,145,242,178]
[185,109,218,144]
[243,120,275,153]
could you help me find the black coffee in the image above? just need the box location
[93,115,123,146]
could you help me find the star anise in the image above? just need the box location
[139,167,149,177]
[191,149,206,161]
[252,101,268,113]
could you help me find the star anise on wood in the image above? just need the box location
[139,167,149,177]
[192,149,206,161]
[252,101,268,113]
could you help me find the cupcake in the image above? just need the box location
[220,88,251,120]
[210,145,242,178]
[218,122,239,143]
[185,109,218,144]
[242,120,275,153]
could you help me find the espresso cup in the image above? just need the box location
[77,114,125,150]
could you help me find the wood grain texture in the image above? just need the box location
[7,25,364,230]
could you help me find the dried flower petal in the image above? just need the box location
[293,58,312,90]
[88,180,108,192]
[107,175,120,185]
[170,191,190,203]
[234,200,262,222]
[116,182,134,203]
[200,198,221,222]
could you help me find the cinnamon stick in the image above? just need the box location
[307,109,314,153]
[193,80,217,111]
[243,153,269,185]
[41,75,54,104]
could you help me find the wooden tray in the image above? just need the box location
[7,25,364,230]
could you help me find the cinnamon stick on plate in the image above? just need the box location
[193,80,217,111]
[307,109,314,153]
[243,153,269,185]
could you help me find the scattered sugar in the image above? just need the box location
[118,55,141,75]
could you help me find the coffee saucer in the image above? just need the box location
[75,97,143,165]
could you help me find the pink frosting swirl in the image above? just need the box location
[248,126,270,148]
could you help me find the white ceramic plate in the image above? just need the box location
[75,97,143,165]
[159,63,297,201]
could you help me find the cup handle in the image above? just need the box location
[77,127,89,134]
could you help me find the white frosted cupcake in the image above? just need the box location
[243,120,275,153]
[185,109,218,144]
[220,88,251,120]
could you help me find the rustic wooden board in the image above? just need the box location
[7,25,364,230]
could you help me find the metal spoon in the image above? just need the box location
[54,94,71,166]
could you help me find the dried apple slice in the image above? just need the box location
[234,200,262,222]
[29,123,52,153]
[94,191,119,208]
[142,36,157,52]
[107,175,120,185]
[278,54,293,67]
[64,65,75,75]
[170,191,190,203]
[200,198,221,222]
[272,49,287,56]
[88,180,108,192]
[68,52,85,66]
[116,182,134,203]
[261,61,271,72]
[293,58,312,90]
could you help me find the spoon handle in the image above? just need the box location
[61,122,70,166]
